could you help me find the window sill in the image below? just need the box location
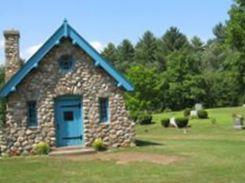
[100,122,110,125]
[27,126,38,129]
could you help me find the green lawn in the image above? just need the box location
[1,107,245,183]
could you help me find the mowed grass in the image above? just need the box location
[1,107,245,183]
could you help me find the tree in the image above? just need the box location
[102,43,118,67]
[125,65,162,112]
[201,42,226,72]
[164,50,204,109]
[191,36,205,52]
[134,31,160,68]
[162,27,190,53]
[226,0,245,52]
[203,71,240,107]
[117,39,135,72]
[226,0,245,102]
[213,23,226,43]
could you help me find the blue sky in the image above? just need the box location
[0,0,233,64]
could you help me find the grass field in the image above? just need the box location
[0,107,245,183]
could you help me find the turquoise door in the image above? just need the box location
[55,97,83,147]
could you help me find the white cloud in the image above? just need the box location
[0,40,4,65]
[0,39,4,49]
[90,41,105,53]
[24,43,42,59]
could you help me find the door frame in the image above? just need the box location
[54,95,83,147]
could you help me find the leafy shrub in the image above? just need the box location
[137,112,152,125]
[161,118,170,128]
[129,111,140,122]
[197,110,208,119]
[33,141,50,155]
[183,108,191,117]
[92,138,106,151]
[175,117,189,128]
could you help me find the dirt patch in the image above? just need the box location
[60,152,182,165]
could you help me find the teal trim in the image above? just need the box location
[0,20,134,98]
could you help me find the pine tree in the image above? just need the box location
[134,31,159,68]
[101,43,118,67]
[162,27,190,53]
[117,39,135,72]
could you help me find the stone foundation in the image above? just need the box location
[1,38,135,155]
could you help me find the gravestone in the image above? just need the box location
[170,117,177,128]
[195,103,203,111]
[190,110,198,117]
[233,114,244,129]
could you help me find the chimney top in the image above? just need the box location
[3,29,20,38]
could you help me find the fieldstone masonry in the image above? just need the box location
[0,37,135,155]
[4,30,22,82]
[0,129,7,154]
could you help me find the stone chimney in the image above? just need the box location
[3,30,22,82]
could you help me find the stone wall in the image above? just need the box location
[2,38,135,154]
[0,129,6,155]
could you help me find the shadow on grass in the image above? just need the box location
[135,139,163,147]
[138,121,156,125]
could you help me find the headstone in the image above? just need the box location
[233,114,244,129]
[195,103,203,111]
[190,110,198,117]
[170,117,177,128]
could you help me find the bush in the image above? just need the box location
[92,138,106,151]
[197,110,208,119]
[175,117,189,128]
[33,141,50,155]
[183,108,191,117]
[161,118,170,128]
[137,112,152,125]
[129,111,139,122]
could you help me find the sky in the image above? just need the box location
[0,0,233,64]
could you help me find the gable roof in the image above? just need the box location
[0,20,134,97]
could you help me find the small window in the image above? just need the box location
[27,101,37,127]
[63,111,74,121]
[58,55,74,72]
[99,98,109,123]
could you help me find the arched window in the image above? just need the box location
[58,55,74,72]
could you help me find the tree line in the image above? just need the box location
[102,0,245,113]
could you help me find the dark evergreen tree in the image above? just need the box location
[117,39,135,72]
[134,31,160,68]
[191,36,205,52]
[101,42,118,67]
[162,27,190,53]
[213,23,226,43]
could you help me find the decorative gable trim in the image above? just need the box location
[0,20,134,97]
